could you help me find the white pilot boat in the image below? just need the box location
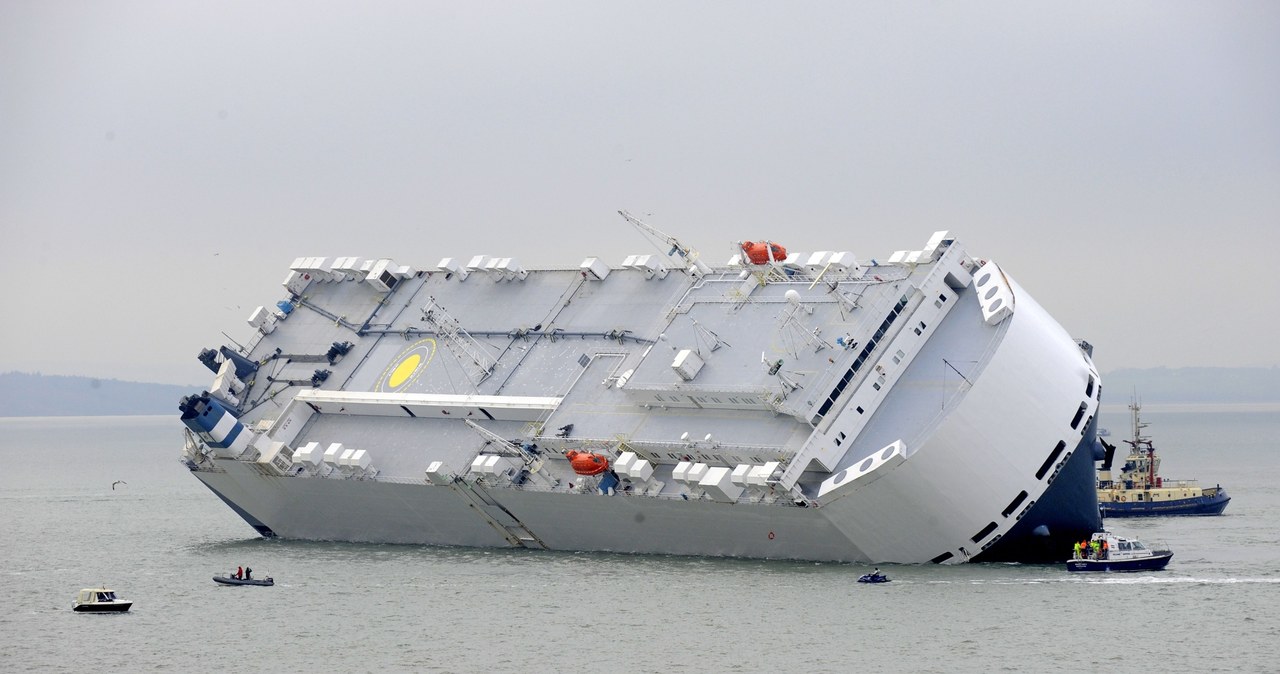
[1065,531,1172,572]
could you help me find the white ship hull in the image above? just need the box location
[181,223,1101,563]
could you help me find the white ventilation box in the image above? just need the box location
[482,257,504,280]
[615,451,638,476]
[731,464,752,487]
[699,466,744,503]
[747,461,780,486]
[480,454,516,477]
[294,441,324,467]
[331,257,367,281]
[247,306,277,334]
[671,349,705,381]
[436,257,470,280]
[686,462,709,484]
[672,461,693,483]
[282,270,312,296]
[804,251,832,275]
[825,252,858,274]
[495,257,528,281]
[580,257,610,280]
[425,460,453,485]
[632,254,668,279]
[921,230,952,261]
[323,443,345,465]
[466,255,492,274]
[628,459,653,481]
[344,449,371,470]
[366,259,404,293]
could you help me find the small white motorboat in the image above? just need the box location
[73,587,132,613]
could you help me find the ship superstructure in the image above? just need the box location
[180,214,1102,563]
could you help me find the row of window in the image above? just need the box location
[816,295,910,417]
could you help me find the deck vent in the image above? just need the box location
[580,257,610,280]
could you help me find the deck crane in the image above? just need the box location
[617,210,714,277]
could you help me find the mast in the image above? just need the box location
[1127,395,1156,489]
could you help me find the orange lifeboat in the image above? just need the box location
[565,450,610,476]
[740,241,788,265]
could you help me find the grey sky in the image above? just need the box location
[2,2,1277,386]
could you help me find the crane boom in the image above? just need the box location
[617,210,713,276]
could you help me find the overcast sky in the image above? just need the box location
[2,2,1277,387]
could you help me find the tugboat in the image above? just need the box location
[1066,531,1172,572]
[72,587,132,613]
[1097,398,1230,517]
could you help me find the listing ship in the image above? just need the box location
[179,213,1103,564]
[1097,399,1230,517]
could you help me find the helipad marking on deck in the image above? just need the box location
[376,339,436,392]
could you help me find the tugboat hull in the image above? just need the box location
[1100,489,1230,517]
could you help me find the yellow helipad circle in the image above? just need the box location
[375,338,436,392]
[389,353,422,388]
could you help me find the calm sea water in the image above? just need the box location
[1,406,1277,673]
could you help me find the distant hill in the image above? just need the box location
[1,367,1276,417]
[1100,367,1280,404]
[0,372,197,417]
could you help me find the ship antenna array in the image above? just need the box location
[617,210,714,277]
[420,297,496,385]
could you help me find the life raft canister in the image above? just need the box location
[565,450,610,476]
[740,241,788,265]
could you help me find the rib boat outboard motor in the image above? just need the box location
[179,393,251,459]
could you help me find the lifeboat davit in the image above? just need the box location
[565,450,610,476]
[740,241,787,265]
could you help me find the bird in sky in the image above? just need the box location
[111,480,127,490]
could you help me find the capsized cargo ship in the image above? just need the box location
[180,212,1103,564]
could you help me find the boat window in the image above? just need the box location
[1133,541,1146,550]
[1085,375,1095,398]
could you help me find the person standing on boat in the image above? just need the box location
[245,567,252,580]
[1101,539,1109,560]
[235,566,243,580]
[1073,541,1081,559]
